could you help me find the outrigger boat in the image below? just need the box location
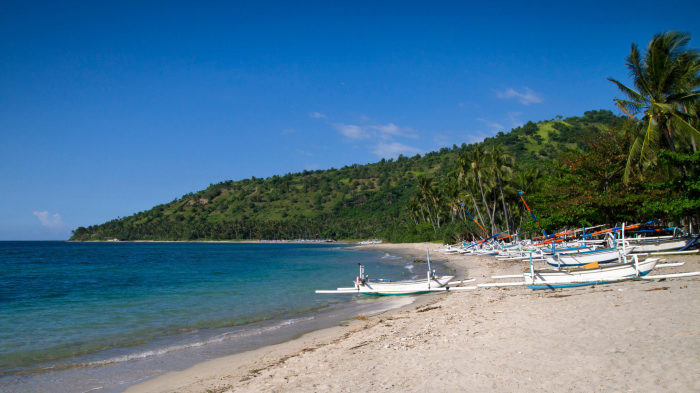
[545,247,621,267]
[627,235,700,253]
[315,250,460,295]
[527,255,659,290]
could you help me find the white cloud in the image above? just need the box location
[334,122,414,141]
[33,211,64,229]
[332,119,421,157]
[372,142,421,158]
[370,123,416,139]
[333,123,369,139]
[496,87,542,105]
[309,112,326,119]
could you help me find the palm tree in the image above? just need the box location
[417,176,438,232]
[443,176,461,223]
[456,151,487,232]
[490,144,515,234]
[608,31,700,181]
[469,145,496,233]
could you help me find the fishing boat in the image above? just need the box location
[437,244,462,254]
[526,255,659,290]
[544,247,622,267]
[627,235,699,253]
[315,250,456,295]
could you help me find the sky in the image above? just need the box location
[1,1,699,240]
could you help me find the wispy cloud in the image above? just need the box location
[333,123,369,139]
[33,211,64,229]
[477,118,505,132]
[334,122,415,140]
[372,142,421,158]
[281,128,296,135]
[507,112,523,128]
[370,123,417,139]
[496,87,542,105]
[332,118,422,158]
[309,112,326,119]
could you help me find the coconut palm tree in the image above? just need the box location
[607,31,700,181]
[443,176,461,223]
[456,151,487,232]
[417,176,441,232]
[469,145,496,233]
[489,144,515,234]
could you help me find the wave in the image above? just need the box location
[79,315,316,368]
[5,316,318,377]
[380,252,402,260]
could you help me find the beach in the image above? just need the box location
[126,243,700,393]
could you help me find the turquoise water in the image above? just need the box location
[0,241,436,392]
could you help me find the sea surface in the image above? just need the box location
[0,241,442,393]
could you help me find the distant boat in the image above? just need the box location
[358,238,383,245]
[316,249,455,295]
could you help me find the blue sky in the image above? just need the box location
[1,1,698,240]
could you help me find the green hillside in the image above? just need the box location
[70,110,624,241]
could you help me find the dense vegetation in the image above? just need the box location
[72,32,699,242]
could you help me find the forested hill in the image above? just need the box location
[70,110,624,241]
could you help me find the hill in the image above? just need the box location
[70,110,624,241]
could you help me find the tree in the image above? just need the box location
[469,145,496,233]
[489,144,514,234]
[608,31,700,181]
[456,151,488,235]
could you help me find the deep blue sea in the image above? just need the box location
[0,241,440,393]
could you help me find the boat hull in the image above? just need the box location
[628,239,688,253]
[545,248,620,267]
[527,258,658,289]
[354,275,455,295]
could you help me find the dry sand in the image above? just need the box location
[126,243,700,393]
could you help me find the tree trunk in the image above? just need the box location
[497,174,511,234]
[476,173,493,233]
[467,189,486,235]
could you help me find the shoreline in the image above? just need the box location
[126,244,700,393]
[66,239,351,244]
[124,242,455,393]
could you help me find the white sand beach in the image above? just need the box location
[127,243,700,393]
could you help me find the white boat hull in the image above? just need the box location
[628,239,688,253]
[527,258,658,289]
[349,275,455,295]
[545,248,621,267]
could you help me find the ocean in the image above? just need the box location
[0,241,442,393]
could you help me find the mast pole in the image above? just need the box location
[426,248,432,289]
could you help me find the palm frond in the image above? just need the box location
[639,115,660,161]
[607,78,645,104]
[624,126,644,182]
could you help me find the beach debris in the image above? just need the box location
[416,306,441,313]
[643,286,669,291]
